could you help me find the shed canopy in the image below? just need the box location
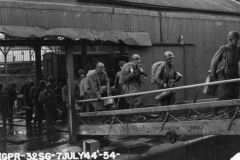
[82,0,240,14]
[0,25,152,46]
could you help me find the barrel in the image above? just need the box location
[0,127,6,153]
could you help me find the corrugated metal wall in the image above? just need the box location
[0,2,160,43]
[0,1,240,105]
[129,12,240,105]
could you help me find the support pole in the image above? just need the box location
[33,45,42,85]
[65,41,77,142]
[81,45,87,71]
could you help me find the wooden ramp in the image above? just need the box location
[76,99,240,144]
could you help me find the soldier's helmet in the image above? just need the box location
[39,80,46,86]
[46,83,52,88]
[96,62,105,69]
[118,61,126,66]
[227,31,240,40]
[164,51,175,60]
[10,82,16,88]
[132,54,141,63]
[78,69,85,75]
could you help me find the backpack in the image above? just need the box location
[119,62,135,84]
[84,70,95,93]
[151,61,166,84]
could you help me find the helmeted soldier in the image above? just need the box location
[39,83,57,130]
[154,51,182,106]
[33,80,46,128]
[74,69,85,100]
[114,61,126,94]
[210,31,240,116]
[87,62,111,111]
[121,54,147,121]
[6,82,17,123]
[23,81,35,126]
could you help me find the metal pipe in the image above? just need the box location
[77,78,240,103]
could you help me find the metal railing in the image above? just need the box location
[76,78,240,103]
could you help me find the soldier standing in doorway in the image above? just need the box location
[209,31,240,117]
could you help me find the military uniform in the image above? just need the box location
[39,88,57,129]
[122,65,147,108]
[210,44,240,100]
[155,62,179,106]
[88,70,110,111]
[33,86,44,127]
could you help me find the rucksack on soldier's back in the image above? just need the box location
[83,70,95,93]
[119,62,136,84]
[151,61,166,84]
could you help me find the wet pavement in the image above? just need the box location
[1,118,69,153]
[1,116,240,160]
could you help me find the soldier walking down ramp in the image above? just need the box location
[121,54,147,122]
[209,31,240,116]
[87,62,111,111]
[153,51,182,106]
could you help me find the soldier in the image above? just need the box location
[33,80,46,128]
[74,69,85,100]
[0,90,10,129]
[154,51,182,106]
[6,83,17,123]
[121,54,147,122]
[114,61,126,109]
[23,81,35,126]
[39,83,56,130]
[114,61,126,94]
[87,62,111,111]
[209,31,240,116]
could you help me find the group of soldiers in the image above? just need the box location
[74,52,182,122]
[20,78,61,130]
[0,30,239,128]
[77,30,240,121]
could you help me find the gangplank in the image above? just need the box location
[76,78,240,143]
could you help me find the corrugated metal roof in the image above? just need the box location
[79,0,240,14]
[0,25,152,46]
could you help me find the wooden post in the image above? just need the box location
[81,45,87,71]
[33,45,42,85]
[65,41,77,142]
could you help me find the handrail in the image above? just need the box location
[76,78,240,103]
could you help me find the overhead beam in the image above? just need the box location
[77,99,240,117]
[0,40,118,46]
[77,119,240,136]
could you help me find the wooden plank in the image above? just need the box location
[77,119,240,136]
[77,99,240,117]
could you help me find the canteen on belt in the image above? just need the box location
[104,98,115,107]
